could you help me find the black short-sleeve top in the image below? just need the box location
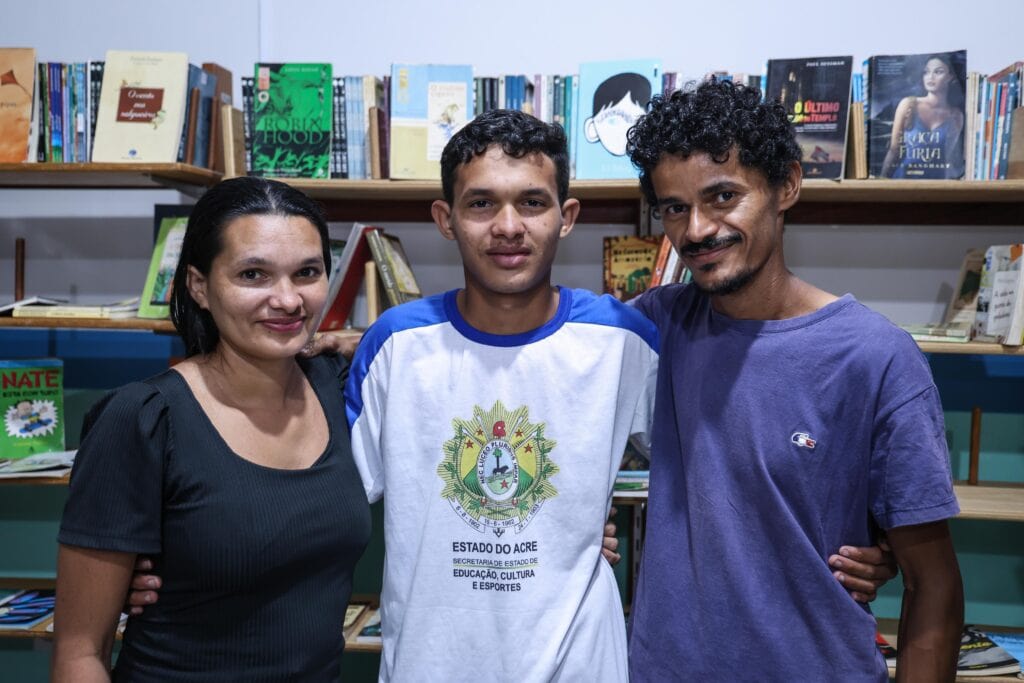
[58,354,371,682]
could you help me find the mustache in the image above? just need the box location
[682,234,742,255]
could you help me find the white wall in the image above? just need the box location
[2,0,1023,321]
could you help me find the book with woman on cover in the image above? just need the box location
[866,50,967,179]
[764,56,853,179]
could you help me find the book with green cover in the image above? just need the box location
[252,63,332,178]
[0,359,64,460]
[138,213,189,318]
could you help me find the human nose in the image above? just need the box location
[269,278,302,311]
[491,204,526,239]
[684,206,717,245]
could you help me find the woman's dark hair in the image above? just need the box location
[920,53,965,108]
[626,78,802,206]
[170,176,331,356]
[440,109,569,205]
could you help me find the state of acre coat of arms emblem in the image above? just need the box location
[437,401,558,537]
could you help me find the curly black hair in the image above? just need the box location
[440,109,569,205]
[626,79,802,206]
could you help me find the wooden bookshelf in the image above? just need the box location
[614,483,1024,522]
[0,473,69,486]
[0,317,175,332]
[0,163,220,190]
[917,341,1024,356]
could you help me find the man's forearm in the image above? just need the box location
[895,578,963,682]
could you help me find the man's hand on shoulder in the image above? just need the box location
[125,557,161,616]
[300,330,364,361]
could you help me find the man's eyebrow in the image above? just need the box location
[700,181,741,197]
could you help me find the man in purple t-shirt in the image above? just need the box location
[624,79,964,681]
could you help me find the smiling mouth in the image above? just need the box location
[262,317,305,333]
[683,236,741,263]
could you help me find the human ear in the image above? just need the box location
[778,160,802,212]
[431,200,456,241]
[187,265,210,310]
[558,198,581,239]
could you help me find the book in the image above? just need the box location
[356,608,382,643]
[181,66,217,168]
[0,48,37,162]
[0,590,55,631]
[11,298,139,320]
[91,50,189,163]
[388,64,474,180]
[865,50,967,179]
[201,62,233,173]
[901,247,985,343]
[316,223,378,332]
[365,230,423,308]
[603,235,661,302]
[0,449,75,479]
[0,296,67,315]
[576,59,661,179]
[973,244,1024,343]
[958,625,1021,677]
[138,208,190,319]
[343,602,369,633]
[252,63,332,178]
[0,359,64,460]
[220,104,246,177]
[765,56,853,180]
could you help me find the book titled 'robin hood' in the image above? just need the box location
[252,63,332,178]
[0,48,37,162]
[765,56,853,179]
[866,50,967,179]
[91,51,189,163]
[0,359,64,460]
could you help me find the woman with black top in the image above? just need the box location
[51,177,371,682]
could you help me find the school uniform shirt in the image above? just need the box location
[346,287,658,682]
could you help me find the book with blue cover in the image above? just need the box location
[389,64,473,180]
[575,59,661,179]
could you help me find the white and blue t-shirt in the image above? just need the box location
[346,287,658,682]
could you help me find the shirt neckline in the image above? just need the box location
[443,286,573,347]
[708,293,857,335]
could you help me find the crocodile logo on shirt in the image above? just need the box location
[438,400,558,537]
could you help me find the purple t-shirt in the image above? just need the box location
[628,285,958,682]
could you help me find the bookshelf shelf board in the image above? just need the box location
[917,341,1024,356]
[0,317,175,332]
[954,483,1024,522]
[614,483,1024,521]
[0,163,220,190]
[0,474,69,486]
[277,177,1024,203]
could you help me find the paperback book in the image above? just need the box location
[603,235,661,302]
[389,64,474,180]
[0,48,37,162]
[958,625,1021,677]
[973,243,1024,344]
[866,50,967,179]
[0,449,75,479]
[252,63,332,178]
[0,359,64,460]
[365,230,423,307]
[317,222,377,332]
[91,50,189,163]
[576,59,661,179]
[764,56,853,179]
[138,207,190,319]
[0,590,55,631]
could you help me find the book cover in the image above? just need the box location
[91,50,189,163]
[138,207,190,319]
[220,104,246,177]
[866,50,967,179]
[0,449,75,479]
[902,247,985,343]
[765,56,853,179]
[252,63,332,178]
[958,625,1021,676]
[576,59,661,179]
[182,67,217,168]
[365,229,422,307]
[0,590,56,630]
[317,223,376,332]
[389,64,473,180]
[0,48,37,162]
[0,359,64,460]
[11,298,138,320]
[602,235,660,301]
[973,244,1023,342]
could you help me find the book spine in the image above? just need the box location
[241,76,254,174]
[48,63,63,163]
[88,61,103,159]
[365,229,402,307]
[37,63,48,162]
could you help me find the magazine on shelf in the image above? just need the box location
[958,625,1021,677]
